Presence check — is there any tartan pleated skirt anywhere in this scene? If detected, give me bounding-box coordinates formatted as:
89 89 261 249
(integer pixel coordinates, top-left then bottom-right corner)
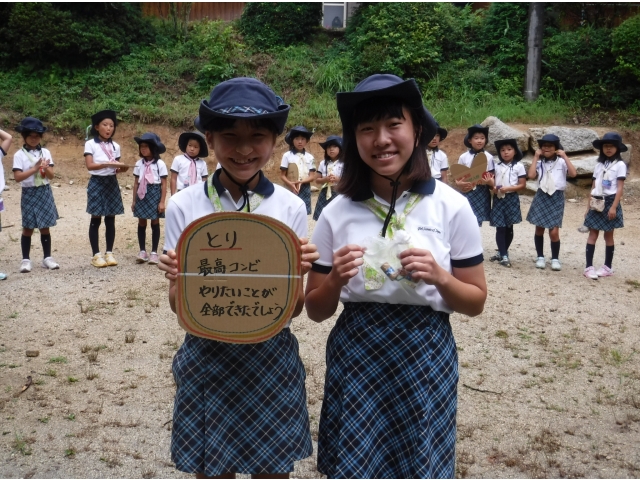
462 185 491 226
526 189 565 228
133 184 165 220
298 183 311 215
490 192 522 227
171 329 313 476
21 185 59 229
318 302 458 479
313 186 338 221
584 194 623 231
86 175 124 217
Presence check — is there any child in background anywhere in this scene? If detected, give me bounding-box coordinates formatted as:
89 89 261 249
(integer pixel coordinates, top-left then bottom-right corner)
488 139 527 267
426 122 449 183
526 134 577 271
131 133 168 265
280 126 316 214
313 135 344 220
84 110 129 268
455 124 495 226
0 128 12 279
170 131 209 195
12 118 60 273
583 132 627 279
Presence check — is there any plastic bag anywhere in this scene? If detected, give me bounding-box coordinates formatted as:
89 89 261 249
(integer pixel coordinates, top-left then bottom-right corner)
361 230 417 291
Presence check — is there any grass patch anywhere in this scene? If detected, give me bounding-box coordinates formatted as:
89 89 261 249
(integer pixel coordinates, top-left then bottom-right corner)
495 330 508 339
48 356 68 364
12 433 34 456
68 377 79 383
625 279 640 289
45 368 57 377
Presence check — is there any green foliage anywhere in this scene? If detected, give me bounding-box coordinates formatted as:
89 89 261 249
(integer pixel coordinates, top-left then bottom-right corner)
612 15 640 80
482 3 529 79
239 3 323 50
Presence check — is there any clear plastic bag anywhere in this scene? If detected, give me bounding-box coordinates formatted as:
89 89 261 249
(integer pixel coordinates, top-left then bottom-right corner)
361 231 417 291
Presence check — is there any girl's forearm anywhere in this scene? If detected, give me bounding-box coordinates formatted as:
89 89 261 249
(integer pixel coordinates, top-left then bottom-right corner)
305 272 343 322
435 269 486 317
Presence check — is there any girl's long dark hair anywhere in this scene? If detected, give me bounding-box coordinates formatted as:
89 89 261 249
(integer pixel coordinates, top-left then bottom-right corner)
324 145 344 163
140 143 161 163
597 146 622 163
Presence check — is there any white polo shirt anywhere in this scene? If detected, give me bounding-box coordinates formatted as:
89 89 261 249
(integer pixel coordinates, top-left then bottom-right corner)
12 147 54 188
311 179 484 313
170 154 208 190
317 159 344 180
280 151 316 181
458 150 495 172
535 156 569 191
427 148 449 179
591 160 627 196
0 148 6 193
84 138 121 176
493 161 527 188
133 159 169 184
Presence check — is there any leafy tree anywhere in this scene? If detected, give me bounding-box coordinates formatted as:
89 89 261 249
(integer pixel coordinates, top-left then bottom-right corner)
612 14 640 80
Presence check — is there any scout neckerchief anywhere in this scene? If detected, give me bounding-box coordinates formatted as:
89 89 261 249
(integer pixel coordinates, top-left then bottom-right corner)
22 147 47 187
320 159 338 200
137 158 156 200
597 159 619 195
207 170 264 212
185 154 199 186
294 151 309 181
495 161 514 199
98 139 117 165
464 149 484 191
539 155 559 196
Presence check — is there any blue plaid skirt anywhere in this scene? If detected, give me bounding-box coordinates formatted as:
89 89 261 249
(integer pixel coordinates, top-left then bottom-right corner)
86 175 124 217
133 184 165 220
171 329 312 475
526 189 565 229
21 185 59 229
318 302 458 479
313 186 338 221
462 185 491 226
298 183 311 215
490 192 522 227
584 195 623 231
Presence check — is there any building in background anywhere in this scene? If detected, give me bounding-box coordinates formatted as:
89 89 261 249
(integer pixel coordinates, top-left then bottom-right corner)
322 2 360 29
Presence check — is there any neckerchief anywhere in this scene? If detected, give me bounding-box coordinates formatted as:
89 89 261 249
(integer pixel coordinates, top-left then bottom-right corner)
596 160 619 196
185 154 199 186
206 172 264 213
363 192 422 239
539 156 558 195
137 159 156 200
495 161 514 199
295 152 309 181
320 159 337 200
98 141 116 163
21 147 47 187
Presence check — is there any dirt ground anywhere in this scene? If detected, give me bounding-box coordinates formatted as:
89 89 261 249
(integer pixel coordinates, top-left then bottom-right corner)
1 125 640 478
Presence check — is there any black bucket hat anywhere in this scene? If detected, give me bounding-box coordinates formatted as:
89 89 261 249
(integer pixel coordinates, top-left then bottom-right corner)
494 138 523 163
435 122 447 141
134 132 166 154
336 74 437 144
319 135 343 150
90 110 118 138
16 117 47 134
592 132 628 153
195 77 290 135
178 131 209 157
285 126 313 146
463 124 489 149
537 133 564 150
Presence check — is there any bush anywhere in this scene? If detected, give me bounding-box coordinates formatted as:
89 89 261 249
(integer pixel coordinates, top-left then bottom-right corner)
239 3 323 50
612 14 640 80
482 3 529 79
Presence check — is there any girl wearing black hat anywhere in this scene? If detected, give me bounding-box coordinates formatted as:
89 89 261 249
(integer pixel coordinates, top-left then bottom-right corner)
0 127 13 280
84 110 129 268
131 133 168 265
583 132 628 280
280 126 316 214
12 117 60 273
170 131 209 195
305 74 487 479
313 135 344 220
427 123 449 183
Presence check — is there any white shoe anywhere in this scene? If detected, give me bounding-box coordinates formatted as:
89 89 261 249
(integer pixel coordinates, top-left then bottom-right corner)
551 259 562 271
583 266 598 280
42 257 59 270
20 259 32 273
535 257 546 269
596 265 614 277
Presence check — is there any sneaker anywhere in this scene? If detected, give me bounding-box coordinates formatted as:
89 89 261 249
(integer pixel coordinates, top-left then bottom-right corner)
148 252 159 265
136 251 149 264
20 259 32 273
551 259 562 271
535 257 546 269
583 266 598 280
0 272 7 280
489 253 502 262
105 252 118 267
42 257 59 270
91 253 108 268
578 225 589 233
596 265 614 277
500 256 512 268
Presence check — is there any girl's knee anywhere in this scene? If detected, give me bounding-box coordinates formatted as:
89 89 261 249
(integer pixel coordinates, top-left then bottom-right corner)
40 228 50 235
535 227 545 235
138 219 148 227
603 230 614 244
151 220 160 226
588 229 599 243
22 228 34 236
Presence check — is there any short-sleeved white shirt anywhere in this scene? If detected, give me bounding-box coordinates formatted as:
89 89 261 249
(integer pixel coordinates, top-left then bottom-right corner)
591 160 627 196
535 156 569 191
427 148 449 179
311 179 484 313
133 159 169 184
280 151 316 181
170 154 208 190
12 147 54 188
458 150 495 172
493 161 527 188
84 138 121 176
317 159 344 180
0 148 6 193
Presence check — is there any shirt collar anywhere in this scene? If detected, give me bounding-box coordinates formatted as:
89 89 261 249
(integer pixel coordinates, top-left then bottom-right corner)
207 168 275 198
352 177 436 202
23 144 42 152
94 136 113 144
428 146 439 152
469 149 484 155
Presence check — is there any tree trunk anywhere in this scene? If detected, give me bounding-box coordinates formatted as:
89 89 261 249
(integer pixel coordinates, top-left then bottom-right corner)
524 2 545 101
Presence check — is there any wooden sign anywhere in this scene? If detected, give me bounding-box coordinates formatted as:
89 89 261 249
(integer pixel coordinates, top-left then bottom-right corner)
449 153 488 184
175 212 302 344
286 162 300 183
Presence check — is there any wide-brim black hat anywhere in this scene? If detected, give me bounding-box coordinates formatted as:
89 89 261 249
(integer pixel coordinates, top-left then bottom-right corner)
16 117 47 134
134 132 166 154
285 126 313 146
195 77 290 135
336 74 437 144
319 135 343 150
494 138 523 163
436 125 447 141
178 131 209 157
592 132 628 153
91 110 118 127
537 134 564 150
463 124 489 149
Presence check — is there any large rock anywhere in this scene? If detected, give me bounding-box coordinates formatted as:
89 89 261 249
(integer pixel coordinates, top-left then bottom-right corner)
481 116 530 155
528 126 599 154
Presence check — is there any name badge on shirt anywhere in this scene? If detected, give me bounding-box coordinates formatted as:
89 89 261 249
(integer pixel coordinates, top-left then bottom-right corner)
602 179 612 188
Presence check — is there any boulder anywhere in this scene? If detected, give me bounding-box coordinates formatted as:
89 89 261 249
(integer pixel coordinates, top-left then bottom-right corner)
481 117 530 155
528 126 599 154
